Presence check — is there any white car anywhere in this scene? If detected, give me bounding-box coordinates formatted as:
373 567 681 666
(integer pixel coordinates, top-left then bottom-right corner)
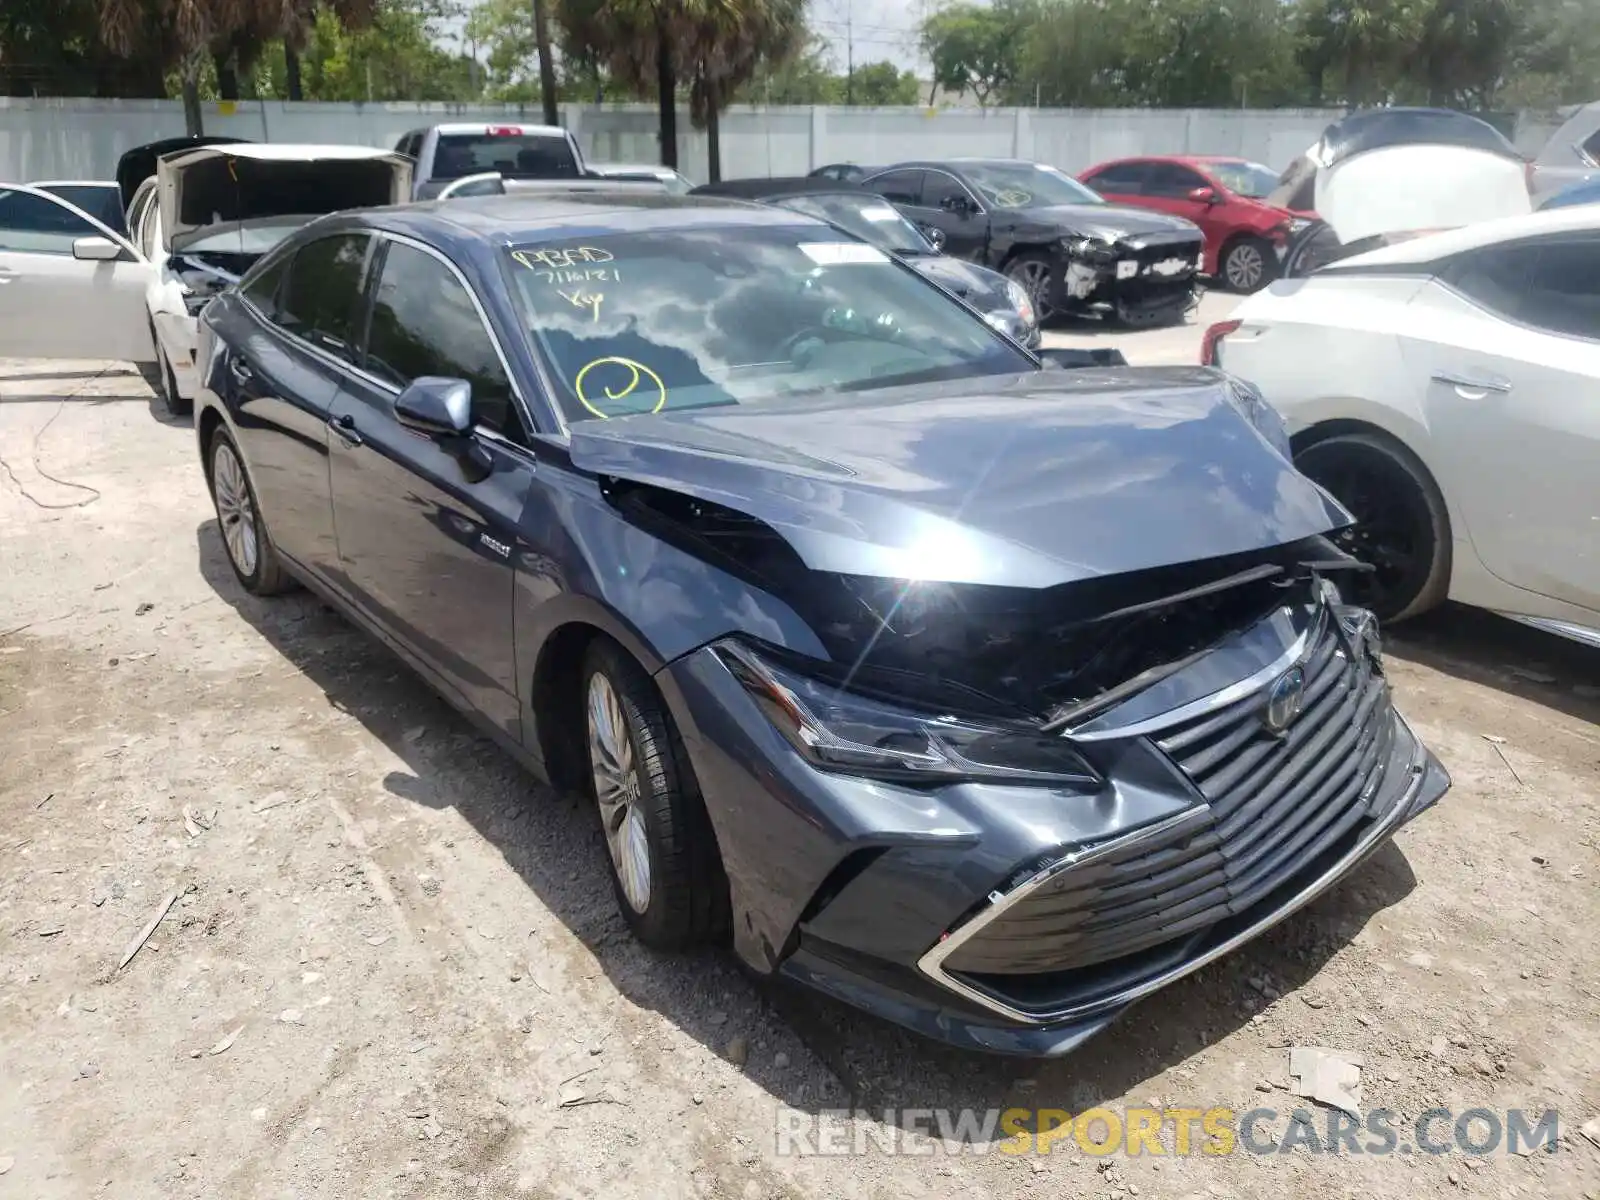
0 144 411 415
1208 115 1598 649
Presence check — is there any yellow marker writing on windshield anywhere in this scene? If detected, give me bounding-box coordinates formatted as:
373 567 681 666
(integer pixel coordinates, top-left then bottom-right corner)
573 357 667 419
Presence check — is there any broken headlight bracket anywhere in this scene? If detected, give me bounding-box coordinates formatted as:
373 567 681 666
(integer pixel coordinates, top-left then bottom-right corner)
713 638 1101 789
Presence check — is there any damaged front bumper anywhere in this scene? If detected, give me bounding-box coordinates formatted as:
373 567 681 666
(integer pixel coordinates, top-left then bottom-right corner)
1057 232 1203 322
656 583 1449 1056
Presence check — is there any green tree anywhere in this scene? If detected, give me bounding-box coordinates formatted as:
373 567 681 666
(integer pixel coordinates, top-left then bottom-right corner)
1293 0 1424 105
850 59 918 105
741 32 843 103
466 0 561 119
918 0 1035 106
558 0 804 176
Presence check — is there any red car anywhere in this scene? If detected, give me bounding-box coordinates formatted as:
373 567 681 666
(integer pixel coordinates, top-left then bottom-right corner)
1078 156 1316 292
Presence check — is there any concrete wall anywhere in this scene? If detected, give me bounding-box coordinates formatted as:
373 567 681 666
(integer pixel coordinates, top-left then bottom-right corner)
0 96 1559 186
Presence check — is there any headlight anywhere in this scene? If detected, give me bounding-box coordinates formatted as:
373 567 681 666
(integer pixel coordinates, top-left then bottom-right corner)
1228 379 1291 458
714 639 1098 788
1286 217 1313 234
1065 235 1118 262
1003 279 1036 326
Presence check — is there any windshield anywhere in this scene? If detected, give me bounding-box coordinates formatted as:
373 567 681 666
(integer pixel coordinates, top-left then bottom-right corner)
504 226 1033 424
961 162 1104 208
773 194 932 255
434 132 580 180
179 216 314 255
1205 160 1281 199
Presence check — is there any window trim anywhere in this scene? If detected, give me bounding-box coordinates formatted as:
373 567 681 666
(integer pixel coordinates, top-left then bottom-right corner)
1435 233 1600 345
242 227 535 438
0 182 140 260
863 167 926 207
922 168 987 215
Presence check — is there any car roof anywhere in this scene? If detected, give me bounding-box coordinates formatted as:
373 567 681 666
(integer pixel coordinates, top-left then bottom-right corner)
173 143 404 163
692 176 869 199
360 191 829 244
429 122 568 136
1335 203 1600 269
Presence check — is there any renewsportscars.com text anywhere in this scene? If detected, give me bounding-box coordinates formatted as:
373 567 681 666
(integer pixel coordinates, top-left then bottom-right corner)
774 1106 1562 1159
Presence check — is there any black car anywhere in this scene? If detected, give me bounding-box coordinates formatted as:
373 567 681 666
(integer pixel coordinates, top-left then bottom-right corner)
809 163 878 183
192 192 1448 1056
691 177 1041 347
862 158 1205 326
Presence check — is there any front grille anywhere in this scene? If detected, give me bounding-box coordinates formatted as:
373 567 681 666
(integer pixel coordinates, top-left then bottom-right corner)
941 612 1394 977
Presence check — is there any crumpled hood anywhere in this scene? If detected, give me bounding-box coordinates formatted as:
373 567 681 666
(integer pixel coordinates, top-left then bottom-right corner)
1016 203 1202 242
908 255 1010 307
571 369 1351 588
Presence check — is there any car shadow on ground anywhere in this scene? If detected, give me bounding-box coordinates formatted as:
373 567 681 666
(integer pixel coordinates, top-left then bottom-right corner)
194 518 1419 1135
1387 603 1600 729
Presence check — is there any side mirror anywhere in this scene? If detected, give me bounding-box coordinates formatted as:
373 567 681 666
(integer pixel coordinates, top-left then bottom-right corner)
919 224 947 251
1188 186 1219 205
72 236 124 262
395 377 473 436
436 172 508 199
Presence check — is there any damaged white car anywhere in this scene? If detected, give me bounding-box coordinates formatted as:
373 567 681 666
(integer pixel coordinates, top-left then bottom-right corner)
1205 109 1600 650
0 141 411 415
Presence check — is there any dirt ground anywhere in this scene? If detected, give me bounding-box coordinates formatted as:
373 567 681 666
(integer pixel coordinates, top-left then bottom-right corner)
2 355 1598 1200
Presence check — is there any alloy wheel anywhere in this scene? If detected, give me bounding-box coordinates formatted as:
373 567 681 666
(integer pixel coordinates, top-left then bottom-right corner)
586 671 652 913
1226 242 1265 291
211 441 259 578
1006 258 1057 322
1297 445 1430 620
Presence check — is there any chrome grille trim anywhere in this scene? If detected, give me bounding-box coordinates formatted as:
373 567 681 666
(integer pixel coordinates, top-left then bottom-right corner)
916 601 1414 1026
915 718 1429 1026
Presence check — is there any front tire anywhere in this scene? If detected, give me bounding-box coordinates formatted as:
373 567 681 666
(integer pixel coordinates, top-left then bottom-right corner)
151 321 192 417
1221 236 1274 293
207 430 293 595
1294 431 1452 622
1004 251 1059 323
581 639 728 951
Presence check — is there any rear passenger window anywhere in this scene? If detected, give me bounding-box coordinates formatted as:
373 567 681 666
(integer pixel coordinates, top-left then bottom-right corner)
363 242 521 439
1450 236 1600 341
867 169 924 206
278 233 371 360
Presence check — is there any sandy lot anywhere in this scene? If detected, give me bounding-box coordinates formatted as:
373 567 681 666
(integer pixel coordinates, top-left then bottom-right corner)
2 317 1598 1199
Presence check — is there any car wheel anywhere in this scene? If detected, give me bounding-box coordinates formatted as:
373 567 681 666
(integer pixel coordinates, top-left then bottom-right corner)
581 638 729 951
149 320 192 417
1004 251 1058 323
1222 236 1274 293
207 430 293 595
1294 431 1452 622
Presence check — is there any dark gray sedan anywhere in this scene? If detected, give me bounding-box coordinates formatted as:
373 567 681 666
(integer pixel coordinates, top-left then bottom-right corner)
192 191 1448 1055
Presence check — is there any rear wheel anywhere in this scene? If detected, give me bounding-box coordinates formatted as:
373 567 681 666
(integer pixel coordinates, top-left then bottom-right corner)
581 639 729 950
1295 431 1451 622
1221 236 1274 293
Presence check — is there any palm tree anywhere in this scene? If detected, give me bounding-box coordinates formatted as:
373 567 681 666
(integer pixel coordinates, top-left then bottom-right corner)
684 0 804 181
557 0 804 177
96 0 376 128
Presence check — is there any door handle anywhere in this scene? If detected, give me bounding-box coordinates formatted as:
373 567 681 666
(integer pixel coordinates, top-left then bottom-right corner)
329 412 363 447
1432 370 1511 394
227 355 253 382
